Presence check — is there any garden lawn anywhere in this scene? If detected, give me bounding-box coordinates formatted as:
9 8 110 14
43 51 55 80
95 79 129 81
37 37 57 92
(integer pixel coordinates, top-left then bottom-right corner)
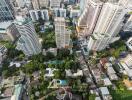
89 94 96 100
109 89 132 100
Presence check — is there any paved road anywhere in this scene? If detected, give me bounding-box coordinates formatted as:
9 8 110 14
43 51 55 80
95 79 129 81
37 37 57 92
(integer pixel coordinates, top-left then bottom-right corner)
78 38 103 99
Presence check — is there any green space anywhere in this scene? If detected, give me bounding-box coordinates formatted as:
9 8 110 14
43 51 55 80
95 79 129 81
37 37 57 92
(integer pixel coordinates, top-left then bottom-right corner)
0 43 25 78
109 81 132 100
97 40 127 58
88 94 96 100
30 78 50 100
0 15 84 100
0 40 10 47
35 22 56 49
6 44 24 60
109 88 132 100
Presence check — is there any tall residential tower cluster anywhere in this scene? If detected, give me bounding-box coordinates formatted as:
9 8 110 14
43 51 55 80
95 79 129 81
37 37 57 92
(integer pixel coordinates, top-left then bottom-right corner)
78 0 132 51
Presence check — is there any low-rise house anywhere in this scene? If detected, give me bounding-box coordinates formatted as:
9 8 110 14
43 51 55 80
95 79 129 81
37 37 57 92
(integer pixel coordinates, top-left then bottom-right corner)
97 63 105 72
107 66 118 81
107 66 116 74
45 68 57 78
65 69 83 77
100 58 108 67
104 63 112 69
95 97 101 100
83 68 90 76
47 48 57 56
118 54 132 79
100 87 112 100
108 57 116 63
76 50 82 57
42 49 46 55
86 77 93 84
9 62 21 68
103 78 112 86
73 69 83 77
1 86 13 99
43 48 57 56
92 68 103 84
32 71 40 80
65 69 72 77
44 22 53 29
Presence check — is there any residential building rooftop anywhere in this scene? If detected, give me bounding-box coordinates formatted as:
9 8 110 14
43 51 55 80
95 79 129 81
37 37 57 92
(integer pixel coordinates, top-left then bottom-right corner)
100 87 110 95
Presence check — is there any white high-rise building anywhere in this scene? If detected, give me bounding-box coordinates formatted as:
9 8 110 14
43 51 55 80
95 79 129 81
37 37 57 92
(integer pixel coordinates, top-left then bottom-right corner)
87 1 128 51
78 0 132 51
93 2 126 37
15 16 42 56
50 0 62 8
29 9 49 22
53 8 66 17
55 17 70 48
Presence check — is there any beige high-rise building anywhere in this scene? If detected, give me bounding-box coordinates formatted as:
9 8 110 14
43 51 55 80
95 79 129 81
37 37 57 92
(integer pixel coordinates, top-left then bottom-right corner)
77 0 103 37
32 0 40 9
32 0 50 9
50 0 61 8
39 0 49 8
55 17 70 48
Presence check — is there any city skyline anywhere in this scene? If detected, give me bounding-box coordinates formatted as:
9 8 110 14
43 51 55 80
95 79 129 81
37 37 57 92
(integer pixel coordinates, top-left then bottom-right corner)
0 0 132 100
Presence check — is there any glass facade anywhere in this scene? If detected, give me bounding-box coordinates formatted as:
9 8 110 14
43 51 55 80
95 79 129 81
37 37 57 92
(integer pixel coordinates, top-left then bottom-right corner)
0 0 14 22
